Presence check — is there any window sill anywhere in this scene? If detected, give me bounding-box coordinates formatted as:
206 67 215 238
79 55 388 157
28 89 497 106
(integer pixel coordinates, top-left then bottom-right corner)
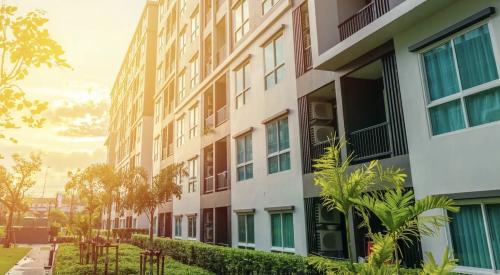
271 247 295 253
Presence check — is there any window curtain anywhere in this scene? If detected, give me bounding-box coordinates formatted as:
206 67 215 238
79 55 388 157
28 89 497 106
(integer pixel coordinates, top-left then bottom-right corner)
429 100 465 135
449 205 491 269
238 215 246 243
245 135 252 161
424 42 459 101
245 163 253 179
278 119 289 150
237 138 245 164
466 87 500 127
282 213 295 248
267 122 278 154
279 152 291 171
271 214 282 247
247 215 255 244
454 25 498 90
486 204 500 268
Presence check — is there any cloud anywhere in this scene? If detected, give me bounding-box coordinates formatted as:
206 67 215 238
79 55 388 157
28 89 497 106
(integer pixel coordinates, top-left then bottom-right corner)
57 119 107 137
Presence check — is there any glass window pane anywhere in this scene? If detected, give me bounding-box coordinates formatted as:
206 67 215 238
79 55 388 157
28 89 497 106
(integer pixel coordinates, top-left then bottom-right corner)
449 205 491 269
263 0 272 14
236 94 244 109
237 138 245 164
423 42 460 101
275 36 284 66
265 74 275 90
236 69 243 92
243 0 249 21
271 214 282 247
247 214 255 244
238 215 246 243
429 100 465 135
244 64 251 88
282 213 294 248
466 87 500 127
245 163 253 179
278 118 289 150
279 152 291 172
266 122 278 154
486 204 500 268
276 65 285 83
237 166 245 181
245 135 252 161
268 156 279 174
454 25 498 90
264 43 275 73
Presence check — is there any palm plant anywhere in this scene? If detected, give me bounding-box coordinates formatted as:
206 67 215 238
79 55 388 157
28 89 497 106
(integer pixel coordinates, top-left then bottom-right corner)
420 247 457 275
313 136 406 261
353 188 459 273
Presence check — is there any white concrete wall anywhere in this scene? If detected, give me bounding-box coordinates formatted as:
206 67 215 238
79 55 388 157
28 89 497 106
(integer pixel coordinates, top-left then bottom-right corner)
394 0 500 271
229 10 308 255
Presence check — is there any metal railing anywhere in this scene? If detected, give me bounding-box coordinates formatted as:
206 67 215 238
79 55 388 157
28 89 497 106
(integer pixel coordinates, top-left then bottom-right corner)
216 171 228 191
310 141 331 163
216 105 227 126
348 122 391 162
204 176 214 193
338 0 390 41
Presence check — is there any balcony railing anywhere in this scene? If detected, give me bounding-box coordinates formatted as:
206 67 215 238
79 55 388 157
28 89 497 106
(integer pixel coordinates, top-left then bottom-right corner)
338 0 390 41
204 176 214 193
348 122 391 163
216 171 228 191
205 114 215 133
167 143 174 156
310 141 330 164
216 105 227 126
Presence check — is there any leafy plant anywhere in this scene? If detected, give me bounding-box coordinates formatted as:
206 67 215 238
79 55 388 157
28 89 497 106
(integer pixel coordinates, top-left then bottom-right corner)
420 247 457 275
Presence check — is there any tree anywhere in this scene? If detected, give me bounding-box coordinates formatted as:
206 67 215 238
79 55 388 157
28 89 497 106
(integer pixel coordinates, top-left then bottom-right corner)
48 208 67 226
0 153 42 247
353 188 458 273
127 164 185 275
0 5 70 143
313 136 405 261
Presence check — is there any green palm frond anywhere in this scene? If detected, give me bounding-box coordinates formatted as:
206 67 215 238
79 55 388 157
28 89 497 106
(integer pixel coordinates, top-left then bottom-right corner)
420 247 457 275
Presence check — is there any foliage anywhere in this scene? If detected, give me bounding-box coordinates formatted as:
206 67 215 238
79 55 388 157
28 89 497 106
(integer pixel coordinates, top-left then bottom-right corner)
112 228 148 240
0 153 42 247
420 247 457 275
49 222 61 237
0 5 70 143
0 247 31 274
48 208 68 226
53 243 213 275
313 136 405 260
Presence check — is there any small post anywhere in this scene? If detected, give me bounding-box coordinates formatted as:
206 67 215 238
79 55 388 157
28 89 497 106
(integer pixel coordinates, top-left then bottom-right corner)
115 245 119 275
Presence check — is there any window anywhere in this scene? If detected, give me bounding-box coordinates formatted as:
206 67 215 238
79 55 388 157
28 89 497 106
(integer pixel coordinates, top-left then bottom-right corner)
187 215 196 239
236 134 253 181
235 62 250 108
422 24 500 136
237 213 255 248
180 0 186 15
266 117 290 174
176 116 185 147
154 136 160 161
189 104 199 138
179 29 187 57
264 34 285 90
233 0 249 43
135 153 141 167
448 200 500 270
191 10 200 42
190 55 200 88
174 216 182 237
187 157 198 193
262 0 278 15
136 123 142 144
270 212 294 251
154 99 161 124
178 70 186 101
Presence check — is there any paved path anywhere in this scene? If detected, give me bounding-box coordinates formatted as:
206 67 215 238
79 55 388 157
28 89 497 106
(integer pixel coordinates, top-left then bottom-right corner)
7 244 52 275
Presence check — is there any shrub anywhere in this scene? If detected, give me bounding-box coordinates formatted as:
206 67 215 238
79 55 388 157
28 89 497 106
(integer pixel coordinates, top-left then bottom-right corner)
112 228 148 240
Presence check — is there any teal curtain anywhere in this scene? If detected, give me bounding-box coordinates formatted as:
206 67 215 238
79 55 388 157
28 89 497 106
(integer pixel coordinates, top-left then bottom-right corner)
282 213 294 248
278 118 289 150
267 122 278 154
268 156 279 174
424 42 459 101
238 215 246 243
237 167 245 181
486 204 500 268
245 135 253 161
245 163 253 179
237 138 245 165
271 214 282 247
429 100 465 135
466 87 500 127
247 215 255 244
279 152 291 171
454 25 498 90
449 205 491 269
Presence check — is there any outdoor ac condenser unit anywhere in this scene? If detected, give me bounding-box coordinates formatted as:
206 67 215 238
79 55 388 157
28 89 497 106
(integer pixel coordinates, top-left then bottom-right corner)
318 204 341 224
311 126 336 144
319 230 343 252
310 102 333 121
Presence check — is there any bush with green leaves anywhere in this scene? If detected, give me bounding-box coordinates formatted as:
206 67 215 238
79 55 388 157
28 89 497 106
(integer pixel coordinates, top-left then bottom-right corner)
54 243 213 275
112 228 148 240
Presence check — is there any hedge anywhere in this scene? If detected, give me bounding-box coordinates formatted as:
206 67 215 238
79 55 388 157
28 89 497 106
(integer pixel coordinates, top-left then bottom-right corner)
131 235 421 275
112 228 148 240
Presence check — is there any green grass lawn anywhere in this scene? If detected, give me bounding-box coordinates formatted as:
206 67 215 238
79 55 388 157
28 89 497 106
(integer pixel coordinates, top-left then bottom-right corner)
54 243 213 275
0 247 32 274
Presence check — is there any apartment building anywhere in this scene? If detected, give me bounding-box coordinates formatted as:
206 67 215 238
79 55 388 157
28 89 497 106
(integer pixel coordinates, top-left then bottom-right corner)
309 0 500 273
106 1 158 230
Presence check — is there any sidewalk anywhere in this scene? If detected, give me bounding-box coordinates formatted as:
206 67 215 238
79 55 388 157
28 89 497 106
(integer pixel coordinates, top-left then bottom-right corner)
7 244 52 275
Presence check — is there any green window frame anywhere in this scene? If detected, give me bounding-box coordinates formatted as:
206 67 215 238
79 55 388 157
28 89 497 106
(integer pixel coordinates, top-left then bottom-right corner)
266 117 290 174
421 24 500 136
237 214 255 248
270 212 294 252
236 134 253 181
448 199 500 270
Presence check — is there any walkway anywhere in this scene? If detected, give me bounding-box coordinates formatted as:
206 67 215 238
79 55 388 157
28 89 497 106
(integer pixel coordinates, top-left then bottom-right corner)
7 244 52 275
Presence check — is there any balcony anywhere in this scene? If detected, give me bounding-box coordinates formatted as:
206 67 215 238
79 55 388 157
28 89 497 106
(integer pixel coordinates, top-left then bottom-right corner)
215 45 226 66
205 114 215 132
348 122 391 163
216 106 227 126
339 0 391 41
216 171 227 191
204 176 214 193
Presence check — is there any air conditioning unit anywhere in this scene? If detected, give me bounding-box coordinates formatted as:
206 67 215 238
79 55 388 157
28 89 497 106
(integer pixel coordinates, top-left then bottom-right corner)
319 230 344 252
311 126 336 144
318 204 341 224
310 102 333 121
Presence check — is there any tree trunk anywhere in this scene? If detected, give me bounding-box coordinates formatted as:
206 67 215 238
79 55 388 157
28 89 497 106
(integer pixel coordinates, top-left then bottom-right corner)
344 213 352 263
105 204 112 275
149 209 154 275
3 209 14 248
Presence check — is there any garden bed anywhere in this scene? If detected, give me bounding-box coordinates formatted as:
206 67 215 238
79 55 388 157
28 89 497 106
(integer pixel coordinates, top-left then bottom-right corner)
53 243 213 274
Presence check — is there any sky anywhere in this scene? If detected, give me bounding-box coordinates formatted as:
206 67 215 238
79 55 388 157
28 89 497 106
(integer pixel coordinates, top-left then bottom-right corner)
1 0 148 197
